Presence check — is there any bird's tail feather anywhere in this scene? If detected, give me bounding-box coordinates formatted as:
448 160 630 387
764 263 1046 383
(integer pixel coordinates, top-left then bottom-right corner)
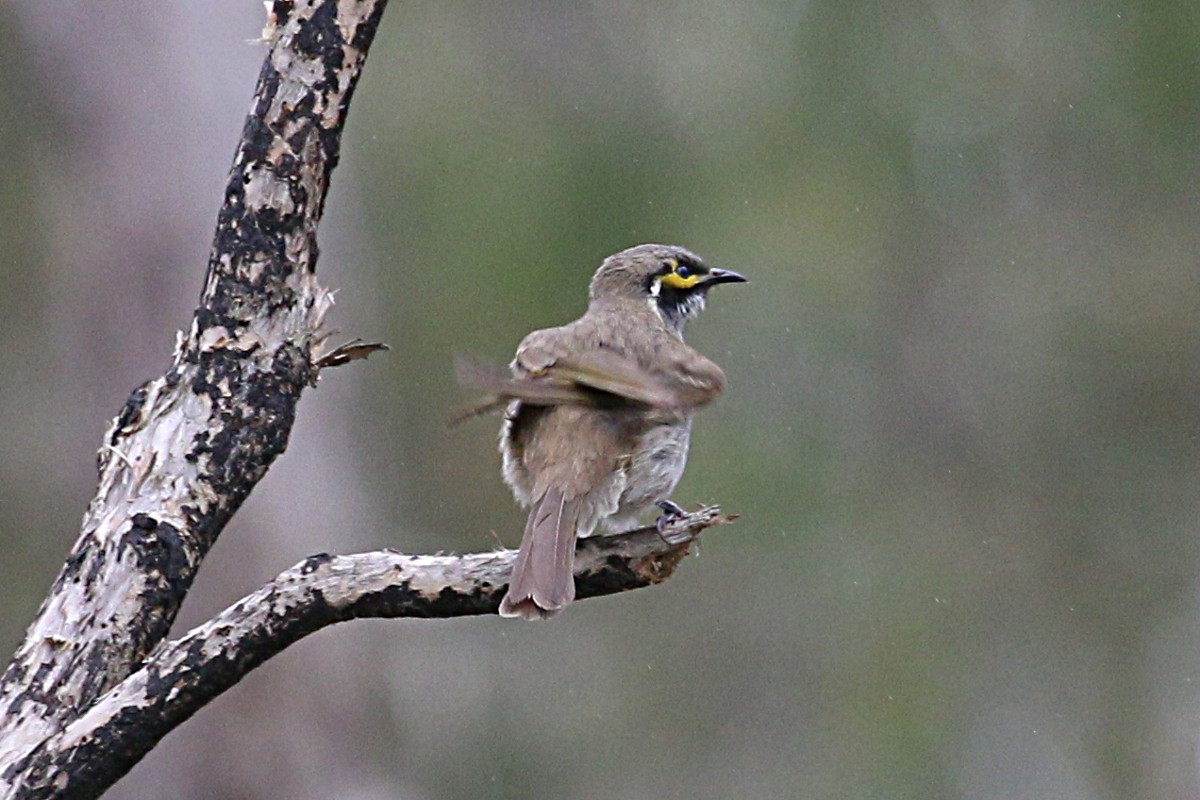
500 487 579 620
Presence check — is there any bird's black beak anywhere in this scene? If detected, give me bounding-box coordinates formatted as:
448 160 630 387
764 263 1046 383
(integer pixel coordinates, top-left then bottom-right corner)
703 268 748 286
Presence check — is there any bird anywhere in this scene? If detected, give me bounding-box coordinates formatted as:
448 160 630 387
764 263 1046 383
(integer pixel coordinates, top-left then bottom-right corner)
455 243 745 619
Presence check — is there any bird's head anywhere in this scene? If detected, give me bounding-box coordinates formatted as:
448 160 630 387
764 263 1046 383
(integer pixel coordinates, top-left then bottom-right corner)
588 243 746 333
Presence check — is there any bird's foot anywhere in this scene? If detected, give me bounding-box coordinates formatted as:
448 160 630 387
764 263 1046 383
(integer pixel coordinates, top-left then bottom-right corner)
655 500 692 545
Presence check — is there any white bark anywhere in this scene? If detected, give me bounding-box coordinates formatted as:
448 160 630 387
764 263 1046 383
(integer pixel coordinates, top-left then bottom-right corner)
0 0 384 795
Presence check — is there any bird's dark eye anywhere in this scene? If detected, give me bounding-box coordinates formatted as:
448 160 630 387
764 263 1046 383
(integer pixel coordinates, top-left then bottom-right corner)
675 265 692 279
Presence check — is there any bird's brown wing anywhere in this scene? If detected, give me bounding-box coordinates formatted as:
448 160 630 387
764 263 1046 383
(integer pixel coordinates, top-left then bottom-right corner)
453 353 591 407
453 323 728 423
515 325 729 410
448 370 570 427
532 348 684 407
647 342 727 409
452 347 683 426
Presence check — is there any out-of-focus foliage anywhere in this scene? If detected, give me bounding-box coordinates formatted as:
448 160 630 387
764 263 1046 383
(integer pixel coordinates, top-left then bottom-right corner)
2 2 1199 798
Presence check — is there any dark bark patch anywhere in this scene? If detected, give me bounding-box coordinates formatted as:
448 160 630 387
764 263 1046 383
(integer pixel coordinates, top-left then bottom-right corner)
300 553 333 575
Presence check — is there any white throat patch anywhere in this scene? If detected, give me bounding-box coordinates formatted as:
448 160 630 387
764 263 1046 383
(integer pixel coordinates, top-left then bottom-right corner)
648 276 664 317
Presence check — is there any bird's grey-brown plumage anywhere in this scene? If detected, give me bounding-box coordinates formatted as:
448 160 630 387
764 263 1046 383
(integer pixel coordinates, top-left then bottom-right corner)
457 244 745 619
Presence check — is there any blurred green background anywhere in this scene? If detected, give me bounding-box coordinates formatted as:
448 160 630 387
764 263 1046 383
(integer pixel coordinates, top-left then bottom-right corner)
2 2 1199 798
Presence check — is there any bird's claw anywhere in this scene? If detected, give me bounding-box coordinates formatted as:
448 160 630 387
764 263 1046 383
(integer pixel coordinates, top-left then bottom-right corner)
655 500 692 545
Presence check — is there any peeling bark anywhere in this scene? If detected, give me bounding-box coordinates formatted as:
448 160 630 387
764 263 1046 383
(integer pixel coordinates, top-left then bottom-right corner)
0 0 387 795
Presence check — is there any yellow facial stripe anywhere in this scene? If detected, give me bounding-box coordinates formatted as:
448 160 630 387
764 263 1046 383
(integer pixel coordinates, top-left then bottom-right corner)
661 271 700 290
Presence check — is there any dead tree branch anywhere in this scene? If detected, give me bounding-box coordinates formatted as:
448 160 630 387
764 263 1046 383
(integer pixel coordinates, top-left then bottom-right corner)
6 509 728 799
0 0 388 795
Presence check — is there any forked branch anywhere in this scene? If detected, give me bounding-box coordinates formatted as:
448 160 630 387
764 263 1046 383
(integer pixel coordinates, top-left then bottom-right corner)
9 510 728 798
